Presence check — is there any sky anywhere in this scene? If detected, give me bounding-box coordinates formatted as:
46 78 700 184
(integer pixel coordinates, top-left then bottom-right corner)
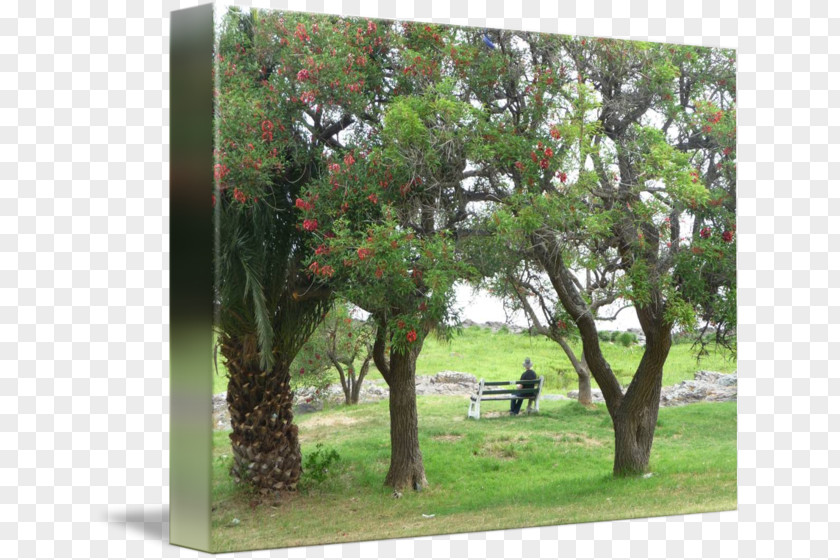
453 282 641 331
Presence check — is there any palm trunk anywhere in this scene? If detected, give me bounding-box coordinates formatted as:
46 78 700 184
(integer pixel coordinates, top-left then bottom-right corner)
383 350 427 491
223 336 301 493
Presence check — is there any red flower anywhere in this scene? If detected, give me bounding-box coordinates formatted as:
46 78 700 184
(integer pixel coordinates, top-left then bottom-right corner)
261 120 273 132
550 126 562 140
557 171 567 183
328 163 341 174
539 158 549 169
233 188 247 204
544 147 553 158
700 227 711 239
397 320 405 329
344 154 356 166
297 69 310 81
303 219 318 232
368 194 378 204
406 330 417 343
320 265 334 277
357 248 372 260
722 231 734 243
514 161 524 171
375 267 384 278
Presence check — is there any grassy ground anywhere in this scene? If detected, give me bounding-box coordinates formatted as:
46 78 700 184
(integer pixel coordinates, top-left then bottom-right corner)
210 396 736 552
213 325 736 394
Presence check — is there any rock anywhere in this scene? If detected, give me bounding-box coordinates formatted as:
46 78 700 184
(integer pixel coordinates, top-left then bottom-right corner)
566 389 605 403
431 371 477 385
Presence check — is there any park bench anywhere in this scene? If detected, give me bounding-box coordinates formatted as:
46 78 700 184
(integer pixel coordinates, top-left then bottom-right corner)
467 376 544 419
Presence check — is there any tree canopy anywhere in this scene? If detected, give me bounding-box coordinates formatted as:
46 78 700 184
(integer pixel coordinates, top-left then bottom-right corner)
214 7 736 485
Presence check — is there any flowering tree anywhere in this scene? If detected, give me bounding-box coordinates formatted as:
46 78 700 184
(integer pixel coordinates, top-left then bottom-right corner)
298 85 485 491
455 32 736 475
213 8 396 493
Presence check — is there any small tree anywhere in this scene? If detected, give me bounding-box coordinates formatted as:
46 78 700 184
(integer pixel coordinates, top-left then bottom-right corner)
293 302 375 405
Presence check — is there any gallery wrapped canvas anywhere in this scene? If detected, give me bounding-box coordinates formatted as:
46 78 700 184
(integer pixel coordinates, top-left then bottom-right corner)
171 2 736 553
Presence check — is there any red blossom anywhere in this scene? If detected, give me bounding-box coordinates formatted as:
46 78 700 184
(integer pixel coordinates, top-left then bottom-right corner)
539 158 549 169
514 161 525 171
294 23 310 42
357 248 372 260
233 188 247 204
344 154 356 166
700 227 711 239
550 126 562 140
296 69 310 81
368 194 378 204
722 231 734 243
544 147 553 158
303 219 318 232
328 163 341 174
375 267 383 279
558 171 567 183
406 330 417 343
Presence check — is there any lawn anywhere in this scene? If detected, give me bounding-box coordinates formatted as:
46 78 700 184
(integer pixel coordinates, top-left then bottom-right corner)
210 396 737 552
213 325 737 394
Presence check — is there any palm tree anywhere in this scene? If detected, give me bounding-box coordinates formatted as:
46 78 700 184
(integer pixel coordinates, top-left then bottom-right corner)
215 185 329 493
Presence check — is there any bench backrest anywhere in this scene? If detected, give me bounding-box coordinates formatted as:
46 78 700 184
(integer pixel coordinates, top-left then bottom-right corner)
475 376 544 398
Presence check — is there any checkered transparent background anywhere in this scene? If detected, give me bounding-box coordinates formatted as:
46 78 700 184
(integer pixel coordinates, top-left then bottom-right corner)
1 0 837 558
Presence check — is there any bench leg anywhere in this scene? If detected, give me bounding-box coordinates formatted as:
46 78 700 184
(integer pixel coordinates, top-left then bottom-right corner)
468 399 481 419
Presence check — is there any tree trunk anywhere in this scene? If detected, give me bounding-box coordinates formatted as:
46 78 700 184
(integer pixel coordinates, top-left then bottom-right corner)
611 317 671 476
350 356 371 405
382 350 427 491
223 336 301 493
577 365 592 405
556 336 592 405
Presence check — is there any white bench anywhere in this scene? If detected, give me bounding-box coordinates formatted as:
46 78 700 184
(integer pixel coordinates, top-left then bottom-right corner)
467 376 544 419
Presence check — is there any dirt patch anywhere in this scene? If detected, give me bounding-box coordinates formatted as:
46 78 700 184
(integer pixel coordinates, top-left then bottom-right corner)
431 434 463 442
300 414 359 428
551 432 604 448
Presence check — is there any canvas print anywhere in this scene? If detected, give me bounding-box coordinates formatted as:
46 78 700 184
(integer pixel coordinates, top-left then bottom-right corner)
179 3 736 552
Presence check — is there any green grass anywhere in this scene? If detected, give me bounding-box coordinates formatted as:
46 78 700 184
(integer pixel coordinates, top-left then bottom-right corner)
210 396 736 551
213 326 736 394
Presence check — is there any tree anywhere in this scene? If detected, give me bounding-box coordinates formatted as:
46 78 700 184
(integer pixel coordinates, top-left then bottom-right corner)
456 32 736 475
214 8 383 493
292 302 375 405
296 23 496 490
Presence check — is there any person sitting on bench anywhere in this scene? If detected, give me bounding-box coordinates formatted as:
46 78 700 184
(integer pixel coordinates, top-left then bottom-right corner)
510 357 538 416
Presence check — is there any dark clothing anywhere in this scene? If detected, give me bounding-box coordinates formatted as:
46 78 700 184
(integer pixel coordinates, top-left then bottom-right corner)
510 369 538 415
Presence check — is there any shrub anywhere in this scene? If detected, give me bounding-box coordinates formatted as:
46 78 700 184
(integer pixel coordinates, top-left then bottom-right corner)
617 331 637 347
610 331 620 342
598 330 612 343
303 443 341 485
